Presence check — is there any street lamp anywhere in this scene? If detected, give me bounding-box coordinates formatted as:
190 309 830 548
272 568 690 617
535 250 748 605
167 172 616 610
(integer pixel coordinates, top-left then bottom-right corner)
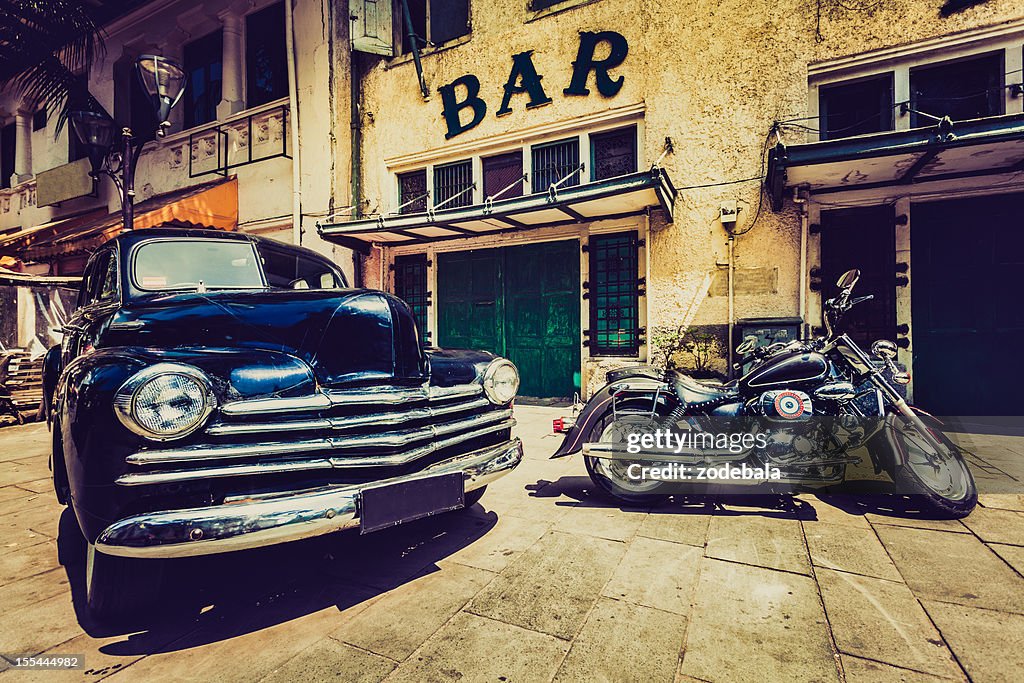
69 55 186 231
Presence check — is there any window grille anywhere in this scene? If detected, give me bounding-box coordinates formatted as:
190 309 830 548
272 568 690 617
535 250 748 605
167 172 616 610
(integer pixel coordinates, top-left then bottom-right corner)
398 170 428 214
394 254 430 344
531 138 580 193
591 126 638 181
589 232 641 356
433 160 473 209
483 151 524 200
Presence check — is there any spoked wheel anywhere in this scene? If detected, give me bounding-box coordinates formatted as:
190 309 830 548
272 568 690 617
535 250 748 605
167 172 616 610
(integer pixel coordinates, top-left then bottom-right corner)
890 416 977 518
584 411 671 506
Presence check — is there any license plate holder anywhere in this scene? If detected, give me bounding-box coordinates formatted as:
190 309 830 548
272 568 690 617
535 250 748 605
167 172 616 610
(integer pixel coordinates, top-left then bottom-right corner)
359 472 465 534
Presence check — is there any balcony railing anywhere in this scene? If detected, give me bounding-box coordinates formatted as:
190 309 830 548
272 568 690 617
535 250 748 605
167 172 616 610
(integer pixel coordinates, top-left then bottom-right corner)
185 103 291 178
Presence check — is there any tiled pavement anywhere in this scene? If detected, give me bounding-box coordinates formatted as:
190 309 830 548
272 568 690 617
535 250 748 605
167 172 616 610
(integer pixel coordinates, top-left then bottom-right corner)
0 406 1022 682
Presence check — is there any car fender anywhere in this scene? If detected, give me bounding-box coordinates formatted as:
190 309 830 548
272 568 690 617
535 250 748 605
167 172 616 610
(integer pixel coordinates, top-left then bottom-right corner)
866 405 944 474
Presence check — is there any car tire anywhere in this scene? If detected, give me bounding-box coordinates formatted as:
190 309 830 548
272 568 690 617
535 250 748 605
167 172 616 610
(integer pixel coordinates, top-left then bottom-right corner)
463 486 487 509
86 544 166 624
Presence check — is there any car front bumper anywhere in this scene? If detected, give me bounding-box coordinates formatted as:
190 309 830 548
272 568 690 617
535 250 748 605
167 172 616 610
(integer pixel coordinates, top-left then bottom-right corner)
95 438 523 559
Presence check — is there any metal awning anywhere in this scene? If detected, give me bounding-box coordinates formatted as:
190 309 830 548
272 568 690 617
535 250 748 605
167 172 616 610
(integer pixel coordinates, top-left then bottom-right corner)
766 113 1024 209
0 267 81 287
318 169 677 251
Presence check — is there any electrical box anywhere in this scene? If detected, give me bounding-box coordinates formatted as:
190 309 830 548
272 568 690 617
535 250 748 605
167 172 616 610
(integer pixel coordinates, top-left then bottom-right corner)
720 200 738 224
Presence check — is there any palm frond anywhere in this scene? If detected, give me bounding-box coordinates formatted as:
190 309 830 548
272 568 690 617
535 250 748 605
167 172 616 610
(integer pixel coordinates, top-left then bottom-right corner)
0 0 105 133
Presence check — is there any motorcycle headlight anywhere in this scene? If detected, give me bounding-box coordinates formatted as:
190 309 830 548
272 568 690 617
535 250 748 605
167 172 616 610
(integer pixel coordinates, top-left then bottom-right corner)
482 359 520 405
114 363 216 440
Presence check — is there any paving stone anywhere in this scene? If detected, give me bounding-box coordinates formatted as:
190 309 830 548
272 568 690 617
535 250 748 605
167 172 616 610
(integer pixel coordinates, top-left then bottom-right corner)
875 526 1024 614
0 568 70 614
553 597 684 683
816 568 960 679
959 507 1024 546
977 494 1024 513
387 611 568 683
0 484 40 504
259 637 396 683
0 491 51 517
444 513 549 573
923 600 1024 683
0 503 59 544
865 515 968 534
332 563 494 661
14 479 53 495
804 522 902 581
601 536 700 615
804 496 873 528
705 514 811 575
0 593 83 656
637 509 711 546
553 500 646 542
106 594 364 683
680 558 839 682
840 655 962 682
467 530 626 640
0 539 58 588
988 543 1024 576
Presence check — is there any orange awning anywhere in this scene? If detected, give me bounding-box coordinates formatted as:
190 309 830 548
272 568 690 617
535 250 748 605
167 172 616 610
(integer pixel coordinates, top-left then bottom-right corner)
17 177 238 262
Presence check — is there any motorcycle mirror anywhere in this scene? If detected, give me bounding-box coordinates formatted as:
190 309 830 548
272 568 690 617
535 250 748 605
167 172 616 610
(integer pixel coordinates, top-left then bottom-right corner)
836 269 860 289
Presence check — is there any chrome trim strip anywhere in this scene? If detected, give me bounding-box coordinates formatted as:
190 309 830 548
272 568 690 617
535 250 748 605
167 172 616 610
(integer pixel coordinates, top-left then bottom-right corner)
220 383 483 416
129 409 512 466
206 397 491 437
97 438 523 558
116 417 516 484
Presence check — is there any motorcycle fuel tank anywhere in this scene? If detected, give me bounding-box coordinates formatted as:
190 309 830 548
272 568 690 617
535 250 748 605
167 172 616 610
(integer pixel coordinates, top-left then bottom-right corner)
739 350 829 392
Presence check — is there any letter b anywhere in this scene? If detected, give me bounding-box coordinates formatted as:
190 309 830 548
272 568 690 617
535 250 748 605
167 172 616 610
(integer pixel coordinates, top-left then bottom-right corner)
439 75 487 139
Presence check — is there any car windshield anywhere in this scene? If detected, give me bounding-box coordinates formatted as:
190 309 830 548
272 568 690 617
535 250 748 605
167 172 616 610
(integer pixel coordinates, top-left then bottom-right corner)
133 239 264 291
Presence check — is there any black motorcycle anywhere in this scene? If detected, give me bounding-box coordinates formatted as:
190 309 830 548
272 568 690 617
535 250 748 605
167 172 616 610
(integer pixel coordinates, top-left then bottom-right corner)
552 269 977 518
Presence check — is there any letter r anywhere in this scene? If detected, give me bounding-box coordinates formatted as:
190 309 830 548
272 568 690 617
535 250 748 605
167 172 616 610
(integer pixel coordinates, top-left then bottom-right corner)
564 31 628 97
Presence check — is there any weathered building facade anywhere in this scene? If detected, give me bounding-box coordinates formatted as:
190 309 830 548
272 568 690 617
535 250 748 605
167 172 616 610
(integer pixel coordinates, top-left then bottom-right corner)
320 0 1024 415
0 0 351 354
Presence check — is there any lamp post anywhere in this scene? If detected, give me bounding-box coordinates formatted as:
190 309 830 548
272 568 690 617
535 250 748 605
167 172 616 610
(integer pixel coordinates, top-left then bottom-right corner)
70 55 185 231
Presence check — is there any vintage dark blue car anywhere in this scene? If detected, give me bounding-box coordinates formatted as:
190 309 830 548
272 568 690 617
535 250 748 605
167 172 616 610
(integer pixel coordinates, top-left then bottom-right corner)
44 228 522 620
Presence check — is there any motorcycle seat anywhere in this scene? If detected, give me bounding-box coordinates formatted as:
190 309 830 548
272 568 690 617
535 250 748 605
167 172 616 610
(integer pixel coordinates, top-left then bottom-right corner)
672 372 739 406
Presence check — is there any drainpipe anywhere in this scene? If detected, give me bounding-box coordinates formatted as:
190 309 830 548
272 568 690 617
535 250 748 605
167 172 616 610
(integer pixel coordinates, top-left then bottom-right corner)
727 234 735 378
285 0 302 245
793 187 808 338
350 50 365 287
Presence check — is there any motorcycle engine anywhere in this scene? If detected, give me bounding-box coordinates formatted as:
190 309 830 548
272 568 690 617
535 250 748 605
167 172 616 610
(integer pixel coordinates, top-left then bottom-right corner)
752 390 818 465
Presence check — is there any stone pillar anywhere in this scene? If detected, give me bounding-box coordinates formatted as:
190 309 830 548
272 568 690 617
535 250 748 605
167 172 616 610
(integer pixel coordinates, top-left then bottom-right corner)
12 109 32 184
216 10 244 119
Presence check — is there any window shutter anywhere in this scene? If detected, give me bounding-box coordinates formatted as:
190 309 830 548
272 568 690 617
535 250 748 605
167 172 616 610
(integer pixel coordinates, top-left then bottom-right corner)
350 0 394 56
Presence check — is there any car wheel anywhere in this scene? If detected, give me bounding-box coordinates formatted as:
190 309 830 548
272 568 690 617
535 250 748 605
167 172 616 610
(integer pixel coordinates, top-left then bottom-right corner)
85 544 166 624
463 486 487 509
51 419 71 506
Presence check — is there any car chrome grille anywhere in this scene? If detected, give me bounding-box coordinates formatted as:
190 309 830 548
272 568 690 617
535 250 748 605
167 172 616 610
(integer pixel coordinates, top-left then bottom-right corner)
117 383 514 487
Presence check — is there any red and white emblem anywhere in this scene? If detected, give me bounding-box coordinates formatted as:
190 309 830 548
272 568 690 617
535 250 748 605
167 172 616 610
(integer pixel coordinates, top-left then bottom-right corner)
773 391 806 419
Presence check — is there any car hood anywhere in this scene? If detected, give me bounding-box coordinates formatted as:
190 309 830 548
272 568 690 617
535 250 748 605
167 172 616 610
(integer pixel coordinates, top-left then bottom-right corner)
102 289 426 386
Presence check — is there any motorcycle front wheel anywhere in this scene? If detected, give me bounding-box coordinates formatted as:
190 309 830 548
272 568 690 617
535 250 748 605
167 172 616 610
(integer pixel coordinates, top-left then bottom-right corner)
889 416 977 518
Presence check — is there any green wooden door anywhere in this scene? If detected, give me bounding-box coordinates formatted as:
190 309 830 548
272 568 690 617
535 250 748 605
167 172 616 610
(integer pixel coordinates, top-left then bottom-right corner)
504 241 580 398
436 240 581 399
437 248 503 354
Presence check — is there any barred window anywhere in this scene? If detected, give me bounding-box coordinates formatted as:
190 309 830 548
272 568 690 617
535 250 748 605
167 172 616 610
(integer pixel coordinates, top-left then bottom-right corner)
589 232 640 357
394 254 430 345
591 126 637 181
531 138 580 194
398 169 428 214
433 160 474 209
483 151 523 200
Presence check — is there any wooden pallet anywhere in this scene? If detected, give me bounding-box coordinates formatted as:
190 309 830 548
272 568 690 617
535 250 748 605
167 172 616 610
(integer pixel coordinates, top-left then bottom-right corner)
1 350 44 414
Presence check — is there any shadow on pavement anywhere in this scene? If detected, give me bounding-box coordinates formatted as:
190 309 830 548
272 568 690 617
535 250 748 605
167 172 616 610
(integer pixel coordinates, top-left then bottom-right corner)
525 474 819 519
57 504 498 653
813 480 965 520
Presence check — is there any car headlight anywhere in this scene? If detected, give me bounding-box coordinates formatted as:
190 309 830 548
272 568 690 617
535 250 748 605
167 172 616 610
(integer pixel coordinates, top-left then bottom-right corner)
114 363 216 440
482 359 519 405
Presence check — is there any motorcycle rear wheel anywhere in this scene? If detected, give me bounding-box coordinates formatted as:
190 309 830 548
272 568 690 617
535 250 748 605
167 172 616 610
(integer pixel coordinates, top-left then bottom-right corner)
890 417 977 519
583 410 671 506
